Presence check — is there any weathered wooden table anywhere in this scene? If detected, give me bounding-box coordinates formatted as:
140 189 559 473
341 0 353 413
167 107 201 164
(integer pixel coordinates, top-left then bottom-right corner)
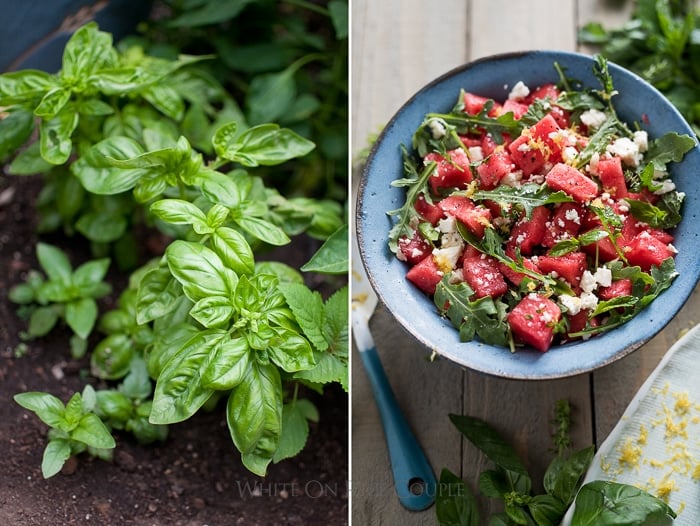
351 1 700 523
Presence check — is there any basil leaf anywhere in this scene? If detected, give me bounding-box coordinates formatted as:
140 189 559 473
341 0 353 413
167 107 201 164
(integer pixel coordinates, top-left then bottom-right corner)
233 214 290 246
189 296 234 328
266 326 315 373
226 360 283 476
220 123 315 167
72 136 147 194
72 259 111 295
0 108 34 161
528 494 566 526
61 22 116 80
28 306 60 337
41 439 72 478
34 87 71 119
65 298 98 340
571 481 676 525
436 468 481 526
150 198 209 231
136 264 183 324
550 446 594 506
150 329 228 424
36 242 72 282
166 240 237 301
198 169 243 207
211 227 255 275
300 224 348 274
91 334 135 380
39 109 79 165
0 69 56 105
201 336 250 390
71 413 116 450
146 322 199 379
8 141 53 175
14 392 66 428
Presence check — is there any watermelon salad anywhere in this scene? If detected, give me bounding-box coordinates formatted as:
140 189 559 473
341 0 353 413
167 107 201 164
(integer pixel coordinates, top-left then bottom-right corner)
387 57 695 353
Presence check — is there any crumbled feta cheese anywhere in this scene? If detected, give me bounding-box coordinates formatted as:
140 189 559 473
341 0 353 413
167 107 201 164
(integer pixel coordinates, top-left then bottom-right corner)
508 81 530 101
564 208 581 224
587 152 600 176
500 170 523 188
653 179 676 195
593 267 612 288
562 146 578 163
633 130 648 152
607 137 643 166
580 108 607 129
560 294 582 315
580 270 598 293
467 146 484 162
433 245 462 272
427 118 446 139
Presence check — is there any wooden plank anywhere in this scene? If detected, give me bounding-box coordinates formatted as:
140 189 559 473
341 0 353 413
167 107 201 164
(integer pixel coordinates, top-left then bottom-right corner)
351 1 468 524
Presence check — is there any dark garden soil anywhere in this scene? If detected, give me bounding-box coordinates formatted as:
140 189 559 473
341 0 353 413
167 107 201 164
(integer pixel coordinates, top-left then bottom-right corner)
0 175 349 525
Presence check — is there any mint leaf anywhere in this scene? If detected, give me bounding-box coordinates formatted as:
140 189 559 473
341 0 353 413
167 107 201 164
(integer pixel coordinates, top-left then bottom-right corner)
278 282 327 351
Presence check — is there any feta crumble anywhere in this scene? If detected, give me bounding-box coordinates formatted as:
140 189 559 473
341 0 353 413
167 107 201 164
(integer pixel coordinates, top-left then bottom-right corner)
508 81 530 101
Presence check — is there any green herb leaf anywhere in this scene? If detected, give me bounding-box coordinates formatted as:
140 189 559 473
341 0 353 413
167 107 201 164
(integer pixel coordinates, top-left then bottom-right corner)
65 298 98 340
166 240 237 301
571 480 676 525
435 468 481 526
72 136 147 194
301 224 348 274
272 399 318 463
218 123 315 166
41 439 72 478
211 227 255 275
201 336 250 390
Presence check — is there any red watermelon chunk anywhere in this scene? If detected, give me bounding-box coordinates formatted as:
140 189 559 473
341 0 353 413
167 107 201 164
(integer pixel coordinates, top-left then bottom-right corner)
508 114 563 176
414 193 443 225
545 163 599 202
599 278 633 301
501 99 529 120
438 195 492 238
597 156 628 198
499 257 541 286
536 251 588 288
624 231 675 271
398 232 432 265
476 149 515 189
463 254 508 298
426 148 472 193
406 255 443 295
506 206 550 256
507 294 561 352
542 202 584 247
463 92 501 116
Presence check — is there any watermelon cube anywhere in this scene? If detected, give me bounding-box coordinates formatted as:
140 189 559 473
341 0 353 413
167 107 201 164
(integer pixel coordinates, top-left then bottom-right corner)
406 255 443 295
542 202 584 247
501 99 529 120
599 278 633 301
545 163 599 202
597 156 628 198
426 148 472 193
398 232 432 265
499 257 540 286
624 231 675 271
438 195 492 238
463 254 508 298
508 114 562 176
506 206 550 256
536 251 588 288
507 294 561 352
463 92 501 116
414 193 443 225
476 149 515 189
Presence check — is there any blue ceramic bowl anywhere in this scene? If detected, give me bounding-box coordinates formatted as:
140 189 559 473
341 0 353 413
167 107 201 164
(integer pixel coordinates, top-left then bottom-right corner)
356 50 700 379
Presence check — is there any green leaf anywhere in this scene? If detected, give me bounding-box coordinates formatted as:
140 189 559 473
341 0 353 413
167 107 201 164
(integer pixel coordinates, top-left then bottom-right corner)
136 265 183 324
72 259 111 295
28 305 60 338
71 413 116 450
528 494 567 526
34 87 71 119
166 240 237 301
41 439 72 478
14 391 66 428
221 123 315 166
0 108 34 162
328 0 348 39
189 296 234 328
150 329 228 424
294 350 348 391
39 109 79 165
61 22 115 80
90 334 134 380
201 336 250 390
72 136 147 194
75 212 127 243
449 414 530 476
65 298 98 339
8 141 53 175
167 0 254 27
550 445 595 506
571 481 676 525
212 121 238 159
300 224 348 274
234 214 290 246
472 183 573 219
198 168 242 208
211 227 255 275
247 72 297 125
436 468 481 526
226 361 283 476
0 69 56 105
278 282 327 351
266 327 316 373
272 401 312 463
36 242 72 282
150 199 209 231
142 83 185 121
146 322 199 379
119 356 153 401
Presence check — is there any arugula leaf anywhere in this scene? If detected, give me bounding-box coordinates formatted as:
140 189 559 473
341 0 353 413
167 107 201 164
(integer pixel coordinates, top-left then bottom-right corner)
471 183 573 219
645 132 697 171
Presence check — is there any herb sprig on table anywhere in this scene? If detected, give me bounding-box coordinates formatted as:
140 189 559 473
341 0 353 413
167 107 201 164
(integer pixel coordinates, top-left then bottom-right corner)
436 401 676 526
579 0 700 136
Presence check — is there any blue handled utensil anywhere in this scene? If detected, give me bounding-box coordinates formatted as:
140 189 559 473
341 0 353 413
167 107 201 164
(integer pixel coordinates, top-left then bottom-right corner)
352 238 436 511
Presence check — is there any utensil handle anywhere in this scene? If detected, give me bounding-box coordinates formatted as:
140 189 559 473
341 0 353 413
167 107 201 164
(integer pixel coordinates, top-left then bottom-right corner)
359 347 436 511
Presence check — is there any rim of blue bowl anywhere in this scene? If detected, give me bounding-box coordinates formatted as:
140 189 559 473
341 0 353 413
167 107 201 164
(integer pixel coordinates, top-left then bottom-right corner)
356 50 700 380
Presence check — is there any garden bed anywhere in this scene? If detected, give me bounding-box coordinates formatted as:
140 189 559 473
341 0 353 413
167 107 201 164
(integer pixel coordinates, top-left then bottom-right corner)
0 174 348 525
